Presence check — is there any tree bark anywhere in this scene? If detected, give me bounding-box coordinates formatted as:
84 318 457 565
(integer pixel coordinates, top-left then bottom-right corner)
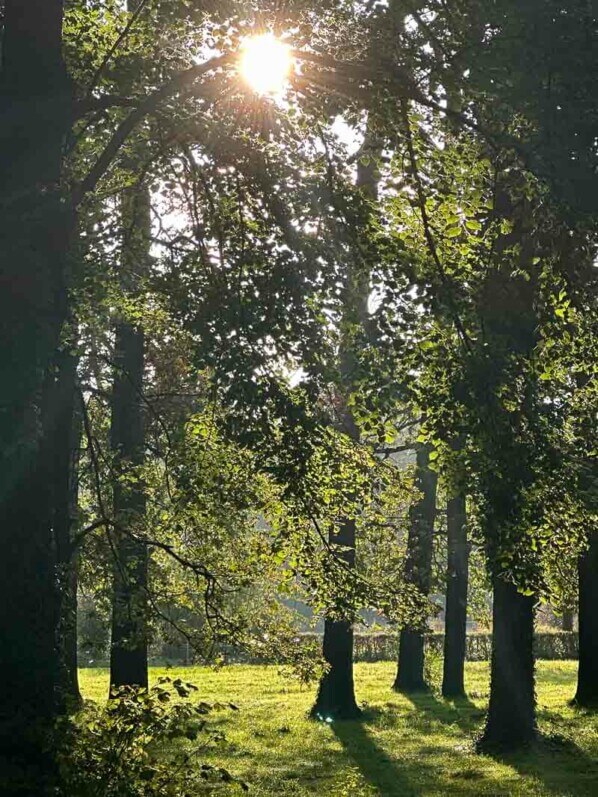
0 4 73 785
109 185 150 692
311 519 361 720
393 444 438 692
574 531 598 708
109 320 148 690
442 492 469 698
561 609 574 632
478 577 536 750
53 351 82 710
310 129 380 721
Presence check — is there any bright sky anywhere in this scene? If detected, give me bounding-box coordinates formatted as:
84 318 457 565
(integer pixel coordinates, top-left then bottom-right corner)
239 34 294 96
150 34 384 388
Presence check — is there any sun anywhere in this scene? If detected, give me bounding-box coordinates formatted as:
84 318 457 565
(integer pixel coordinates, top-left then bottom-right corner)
239 34 293 96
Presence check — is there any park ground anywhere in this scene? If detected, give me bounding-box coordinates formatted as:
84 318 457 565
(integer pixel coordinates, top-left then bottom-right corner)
81 661 598 796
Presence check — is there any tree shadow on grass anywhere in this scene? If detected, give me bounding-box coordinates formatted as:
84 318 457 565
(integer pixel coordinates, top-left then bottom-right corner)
406 693 598 796
331 718 427 796
537 662 579 687
404 690 484 737
487 733 598 797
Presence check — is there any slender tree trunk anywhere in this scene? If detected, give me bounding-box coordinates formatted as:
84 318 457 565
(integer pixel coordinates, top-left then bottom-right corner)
109 185 150 691
442 492 469 698
311 518 361 719
393 444 438 692
110 321 148 690
59 553 81 707
574 531 598 707
311 130 380 720
561 609 574 632
478 577 536 750
0 4 73 785
53 351 82 710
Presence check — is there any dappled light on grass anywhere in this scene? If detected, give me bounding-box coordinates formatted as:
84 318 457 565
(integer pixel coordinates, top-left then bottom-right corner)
80 661 598 796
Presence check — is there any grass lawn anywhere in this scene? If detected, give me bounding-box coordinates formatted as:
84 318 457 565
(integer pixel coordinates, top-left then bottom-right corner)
80 661 598 796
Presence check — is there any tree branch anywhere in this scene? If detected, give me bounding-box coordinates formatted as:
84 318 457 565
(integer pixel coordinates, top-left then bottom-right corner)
74 95 139 117
73 53 233 205
86 0 151 96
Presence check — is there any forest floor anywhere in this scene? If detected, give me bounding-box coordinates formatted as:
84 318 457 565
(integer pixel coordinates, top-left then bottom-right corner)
80 661 598 796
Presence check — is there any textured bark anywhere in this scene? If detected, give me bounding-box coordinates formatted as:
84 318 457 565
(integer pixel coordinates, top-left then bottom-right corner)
311 518 361 720
0 385 59 726
473 183 539 750
58 555 81 707
561 609 574 632
53 352 82 710
109 185 150 691
574 532 598 708
442 492 469 698
0 8 72 786
478 577 536 750
108 8 150 689
394 444 438 692
109 320 148 690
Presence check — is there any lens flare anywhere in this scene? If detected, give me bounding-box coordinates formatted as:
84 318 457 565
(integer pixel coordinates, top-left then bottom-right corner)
239 34 293 96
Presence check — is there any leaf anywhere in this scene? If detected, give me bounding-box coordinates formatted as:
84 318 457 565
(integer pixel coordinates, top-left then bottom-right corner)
465 219 482 232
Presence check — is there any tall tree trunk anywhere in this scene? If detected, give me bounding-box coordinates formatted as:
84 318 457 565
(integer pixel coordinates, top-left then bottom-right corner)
442 492 469 698
0 2 73 784
109 184 150 691
310 130 380 721
478 577 536 750
574 531 598 707
561 609 574 632
311 519 361 720
53 351 82 710
110 322 148 690
393 444 438 692
58 550 81 709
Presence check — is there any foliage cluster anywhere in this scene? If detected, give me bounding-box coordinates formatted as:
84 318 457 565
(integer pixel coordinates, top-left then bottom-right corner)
57 677 245 796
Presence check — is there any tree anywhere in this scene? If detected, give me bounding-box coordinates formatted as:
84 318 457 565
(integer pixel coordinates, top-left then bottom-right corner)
0 2 75 772
362 80 585 747
311 518 361 720
483 582 536 749
311 127 381 720
442 489 468 699
574 531 598 707
108 181 150 691
107 0 153 684
2 0 595 787
561 609 574 633
393 444 437 692
54 349 83 709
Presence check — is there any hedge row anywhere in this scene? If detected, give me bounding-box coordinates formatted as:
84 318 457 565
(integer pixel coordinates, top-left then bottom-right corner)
149 630 578 666
348 631 579 663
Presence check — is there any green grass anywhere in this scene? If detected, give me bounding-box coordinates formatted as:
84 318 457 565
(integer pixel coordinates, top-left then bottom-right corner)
80 661 598 796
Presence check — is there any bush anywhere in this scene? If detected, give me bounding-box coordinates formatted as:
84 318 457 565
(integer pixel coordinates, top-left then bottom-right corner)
271 631 578 664
533 631 579 660
56 678 246 796
349 631 578 663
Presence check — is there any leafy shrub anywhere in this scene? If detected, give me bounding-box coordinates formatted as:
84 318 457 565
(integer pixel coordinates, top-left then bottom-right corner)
533 631 579 660
56 677 246 796
289 631 578 663
103 631 579 668
426 631 579 661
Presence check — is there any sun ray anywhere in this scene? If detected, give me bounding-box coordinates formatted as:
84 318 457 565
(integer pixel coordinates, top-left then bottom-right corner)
239 34 293 96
